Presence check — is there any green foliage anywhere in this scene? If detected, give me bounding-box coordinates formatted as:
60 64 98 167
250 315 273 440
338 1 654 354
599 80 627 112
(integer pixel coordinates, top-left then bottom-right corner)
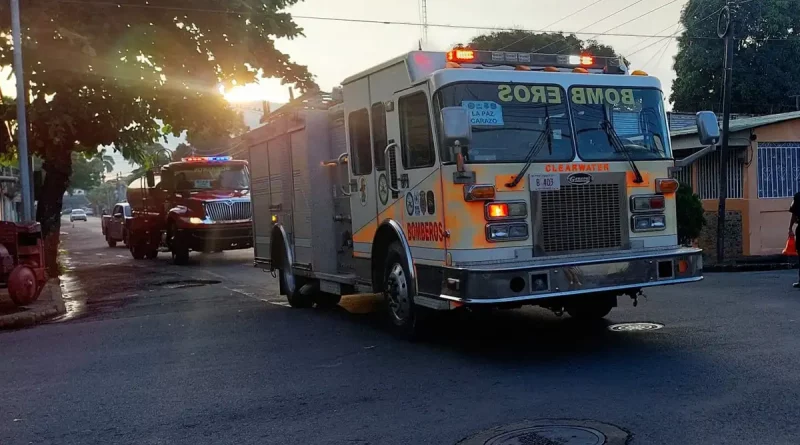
463 30 624 62
127 143 171 183
86 181 118 211
672 0 800 114
69 151 115 193
676 182 706 245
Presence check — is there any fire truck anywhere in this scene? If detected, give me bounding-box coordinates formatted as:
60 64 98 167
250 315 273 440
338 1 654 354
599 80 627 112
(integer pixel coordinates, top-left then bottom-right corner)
126 156 253 264
246 48 720 337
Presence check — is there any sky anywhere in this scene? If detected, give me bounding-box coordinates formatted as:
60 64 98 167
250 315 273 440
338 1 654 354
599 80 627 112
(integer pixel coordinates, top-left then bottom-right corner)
20 0 700 176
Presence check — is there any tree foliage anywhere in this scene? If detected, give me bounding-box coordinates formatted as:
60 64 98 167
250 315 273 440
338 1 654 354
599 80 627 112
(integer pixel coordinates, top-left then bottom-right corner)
672 0 800 114
464 30 623 60
0 0 316 273
69 151 115 193
676 183 706 246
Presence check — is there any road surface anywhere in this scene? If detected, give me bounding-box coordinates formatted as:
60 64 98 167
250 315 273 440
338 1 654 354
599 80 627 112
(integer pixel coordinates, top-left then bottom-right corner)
2 216 800 444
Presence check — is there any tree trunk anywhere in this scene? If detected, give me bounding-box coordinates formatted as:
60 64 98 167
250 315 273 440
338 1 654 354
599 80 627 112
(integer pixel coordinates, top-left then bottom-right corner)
36 150 72 276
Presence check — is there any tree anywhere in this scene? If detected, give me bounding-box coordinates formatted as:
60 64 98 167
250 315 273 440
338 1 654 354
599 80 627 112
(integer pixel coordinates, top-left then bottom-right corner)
464 30 622 60
672 0 800 114
171 143 193 162
676 183 705 246
127 143 172 183
69 151 115 193
0 1 316 274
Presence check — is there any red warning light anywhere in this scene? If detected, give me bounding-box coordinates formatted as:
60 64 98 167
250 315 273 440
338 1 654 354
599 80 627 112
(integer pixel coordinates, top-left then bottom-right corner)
580 55 594 66
447 49 475 62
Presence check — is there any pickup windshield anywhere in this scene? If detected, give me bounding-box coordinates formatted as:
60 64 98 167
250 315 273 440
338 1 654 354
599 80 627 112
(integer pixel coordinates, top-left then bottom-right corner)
569 86 670 160
173 165 250 191
435 83 574 163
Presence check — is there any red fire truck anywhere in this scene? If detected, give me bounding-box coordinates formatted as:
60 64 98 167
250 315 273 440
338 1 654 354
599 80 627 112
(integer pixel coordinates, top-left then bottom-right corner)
126 156 253 264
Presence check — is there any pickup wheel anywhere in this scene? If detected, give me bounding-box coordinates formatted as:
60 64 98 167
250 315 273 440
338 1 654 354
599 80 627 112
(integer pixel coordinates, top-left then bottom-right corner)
382 242 427 341
106 235 117 248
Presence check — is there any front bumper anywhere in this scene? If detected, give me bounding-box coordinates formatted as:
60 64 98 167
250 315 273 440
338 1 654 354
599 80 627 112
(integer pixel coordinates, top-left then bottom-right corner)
438 247 703 305
178 223 253 252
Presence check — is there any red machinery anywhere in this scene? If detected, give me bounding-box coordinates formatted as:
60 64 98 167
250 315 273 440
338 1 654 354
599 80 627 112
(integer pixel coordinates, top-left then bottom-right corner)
0 221 47 305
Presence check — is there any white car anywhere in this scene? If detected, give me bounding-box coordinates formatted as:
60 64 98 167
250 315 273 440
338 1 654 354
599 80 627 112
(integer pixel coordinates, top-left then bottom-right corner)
70 209 87 222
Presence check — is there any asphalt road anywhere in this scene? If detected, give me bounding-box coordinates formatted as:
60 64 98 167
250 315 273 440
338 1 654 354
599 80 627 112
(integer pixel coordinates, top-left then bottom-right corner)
3 217 800 444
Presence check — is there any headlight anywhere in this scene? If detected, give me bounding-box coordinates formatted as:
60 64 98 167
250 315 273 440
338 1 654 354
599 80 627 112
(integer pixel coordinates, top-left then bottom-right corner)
486 222 529 242
188 217 204 224
632 214 666 232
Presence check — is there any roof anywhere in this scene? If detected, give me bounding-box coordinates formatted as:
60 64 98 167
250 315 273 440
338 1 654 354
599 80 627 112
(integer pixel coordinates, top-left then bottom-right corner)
671 111 800 137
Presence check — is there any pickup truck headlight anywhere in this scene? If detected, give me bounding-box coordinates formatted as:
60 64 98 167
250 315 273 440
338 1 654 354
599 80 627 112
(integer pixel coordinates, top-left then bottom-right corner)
188 217 204 224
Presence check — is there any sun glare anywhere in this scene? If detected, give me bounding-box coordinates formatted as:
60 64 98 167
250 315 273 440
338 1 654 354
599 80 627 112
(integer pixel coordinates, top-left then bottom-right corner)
222 81 293 104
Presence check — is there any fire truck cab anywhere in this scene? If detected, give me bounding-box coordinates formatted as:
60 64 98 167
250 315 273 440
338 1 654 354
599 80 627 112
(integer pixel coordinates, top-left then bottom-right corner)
247 48 720 337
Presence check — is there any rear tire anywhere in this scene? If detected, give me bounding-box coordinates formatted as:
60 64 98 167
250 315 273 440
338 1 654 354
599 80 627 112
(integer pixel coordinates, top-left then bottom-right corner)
107 236 117 248
314 293 342 309
169 223 190 265
130 244 146 260
145 249 158 260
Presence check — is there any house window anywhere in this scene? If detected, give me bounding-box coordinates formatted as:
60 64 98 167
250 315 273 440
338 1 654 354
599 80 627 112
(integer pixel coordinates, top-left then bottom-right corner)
348 108 372 175
399 92 435 169
758 142 800 198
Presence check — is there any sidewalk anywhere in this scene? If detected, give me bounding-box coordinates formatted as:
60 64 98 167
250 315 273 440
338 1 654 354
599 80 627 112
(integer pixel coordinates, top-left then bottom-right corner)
0 279 66 330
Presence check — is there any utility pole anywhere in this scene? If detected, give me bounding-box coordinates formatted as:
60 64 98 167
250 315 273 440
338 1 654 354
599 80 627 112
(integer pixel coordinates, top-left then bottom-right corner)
10 0 32 221
716 2 734 264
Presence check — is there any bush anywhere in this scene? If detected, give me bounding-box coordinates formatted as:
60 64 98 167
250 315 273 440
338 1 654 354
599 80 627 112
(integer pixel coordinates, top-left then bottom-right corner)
676 182 705 246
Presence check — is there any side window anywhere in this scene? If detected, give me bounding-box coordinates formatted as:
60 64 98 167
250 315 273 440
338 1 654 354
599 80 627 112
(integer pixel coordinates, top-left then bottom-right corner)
348 108 372 175
371 102 387 171
399 92 435 169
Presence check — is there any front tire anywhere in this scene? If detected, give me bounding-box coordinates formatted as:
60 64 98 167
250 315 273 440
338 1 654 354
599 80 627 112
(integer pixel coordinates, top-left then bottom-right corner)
130 244 146 260
382 242 426 340
566 294 616 321
169 223 190 265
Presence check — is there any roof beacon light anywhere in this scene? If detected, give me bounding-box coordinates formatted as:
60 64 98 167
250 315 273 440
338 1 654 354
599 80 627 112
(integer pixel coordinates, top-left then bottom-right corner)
568 55 594 66
182 156 233 162
447 49 475 63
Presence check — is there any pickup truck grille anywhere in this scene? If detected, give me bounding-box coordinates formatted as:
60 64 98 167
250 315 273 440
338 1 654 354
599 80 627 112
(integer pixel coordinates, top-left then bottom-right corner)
204 201 252 222
539 184 623 254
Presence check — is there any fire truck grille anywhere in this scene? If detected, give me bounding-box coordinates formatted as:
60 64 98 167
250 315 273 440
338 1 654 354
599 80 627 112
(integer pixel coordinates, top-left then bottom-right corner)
539 184 623 253
204 201 252 222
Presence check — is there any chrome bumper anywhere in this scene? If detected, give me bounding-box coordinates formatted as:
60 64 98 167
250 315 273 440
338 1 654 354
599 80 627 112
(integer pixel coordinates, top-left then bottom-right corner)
437 247 703 305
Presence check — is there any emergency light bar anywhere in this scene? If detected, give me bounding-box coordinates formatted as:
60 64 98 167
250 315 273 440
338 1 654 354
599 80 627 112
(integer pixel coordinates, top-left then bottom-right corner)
182 156 233 162
446 49 624 74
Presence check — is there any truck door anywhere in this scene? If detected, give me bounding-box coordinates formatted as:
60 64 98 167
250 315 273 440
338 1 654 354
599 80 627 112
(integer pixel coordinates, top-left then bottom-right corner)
346 80 378 261
385 86 446 264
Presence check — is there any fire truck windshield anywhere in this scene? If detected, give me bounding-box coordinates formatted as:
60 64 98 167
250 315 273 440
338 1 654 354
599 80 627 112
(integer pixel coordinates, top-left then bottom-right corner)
173 164 250 191
569 87 671 161
436 83 574 163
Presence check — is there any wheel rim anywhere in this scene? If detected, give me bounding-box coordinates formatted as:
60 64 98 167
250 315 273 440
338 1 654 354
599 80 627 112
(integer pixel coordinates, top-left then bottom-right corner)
386 263 410 323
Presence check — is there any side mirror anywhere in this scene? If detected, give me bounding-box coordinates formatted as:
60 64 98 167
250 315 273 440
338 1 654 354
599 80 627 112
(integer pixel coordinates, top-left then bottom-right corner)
113 213 123 218
145 170 155 188
440 107 472 148
696 111 720 146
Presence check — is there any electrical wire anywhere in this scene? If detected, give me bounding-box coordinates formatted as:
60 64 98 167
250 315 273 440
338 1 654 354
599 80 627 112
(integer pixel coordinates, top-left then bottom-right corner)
498 0 604 51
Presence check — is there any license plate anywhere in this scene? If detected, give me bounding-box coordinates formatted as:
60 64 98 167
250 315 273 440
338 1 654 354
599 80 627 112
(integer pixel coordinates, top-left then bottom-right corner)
529 174 560 191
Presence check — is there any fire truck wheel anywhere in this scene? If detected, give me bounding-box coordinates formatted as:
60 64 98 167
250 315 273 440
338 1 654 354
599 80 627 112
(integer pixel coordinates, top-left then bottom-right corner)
8 265 41 306
314 293 341 309
566 296 615 321
145 249 159 260
382 242 426 340
130 244 146 260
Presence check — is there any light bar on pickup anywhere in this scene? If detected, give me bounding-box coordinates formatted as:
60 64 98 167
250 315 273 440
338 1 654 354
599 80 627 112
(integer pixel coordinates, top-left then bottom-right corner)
446 49 624 74
182 156 232 162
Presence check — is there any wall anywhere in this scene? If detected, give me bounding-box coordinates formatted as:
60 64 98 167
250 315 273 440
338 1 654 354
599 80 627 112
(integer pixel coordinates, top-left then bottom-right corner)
699 201 744 263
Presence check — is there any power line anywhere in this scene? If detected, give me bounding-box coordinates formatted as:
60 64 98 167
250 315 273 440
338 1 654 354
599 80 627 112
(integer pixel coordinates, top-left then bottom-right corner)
50 0 800 43
498 0 604 51
537 0 647 54
627 5 725 58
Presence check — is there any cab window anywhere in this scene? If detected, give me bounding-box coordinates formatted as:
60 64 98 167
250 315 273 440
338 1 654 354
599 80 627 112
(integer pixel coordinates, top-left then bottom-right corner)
399 92 435 169
371 102 387 171
348 108 372 175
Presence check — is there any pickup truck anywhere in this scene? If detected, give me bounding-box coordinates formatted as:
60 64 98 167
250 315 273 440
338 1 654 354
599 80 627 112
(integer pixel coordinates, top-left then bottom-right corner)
101 202 132 247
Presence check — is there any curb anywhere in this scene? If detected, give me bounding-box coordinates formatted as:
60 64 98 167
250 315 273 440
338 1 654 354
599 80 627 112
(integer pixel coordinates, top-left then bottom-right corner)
704 263 795 273
0 279 66 330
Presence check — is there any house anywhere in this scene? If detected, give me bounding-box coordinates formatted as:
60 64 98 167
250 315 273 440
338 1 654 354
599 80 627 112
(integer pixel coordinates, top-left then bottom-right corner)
671 111 800 260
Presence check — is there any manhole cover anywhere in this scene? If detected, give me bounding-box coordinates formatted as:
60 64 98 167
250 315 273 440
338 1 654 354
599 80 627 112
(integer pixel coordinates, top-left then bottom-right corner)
155 279 221 289
607 322 664 332
459 420 629 445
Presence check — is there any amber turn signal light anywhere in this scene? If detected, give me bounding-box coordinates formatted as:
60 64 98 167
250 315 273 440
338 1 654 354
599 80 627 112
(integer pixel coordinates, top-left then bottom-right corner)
655 178 679 194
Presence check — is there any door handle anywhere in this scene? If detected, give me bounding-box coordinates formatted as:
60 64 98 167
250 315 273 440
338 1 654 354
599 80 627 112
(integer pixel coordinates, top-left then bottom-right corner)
383 143 400 192
337 152 352 196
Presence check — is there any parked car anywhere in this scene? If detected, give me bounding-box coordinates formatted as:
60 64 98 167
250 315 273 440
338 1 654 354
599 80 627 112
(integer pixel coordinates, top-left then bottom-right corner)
84 208 94 216
70 209 87 222
101 203 132 247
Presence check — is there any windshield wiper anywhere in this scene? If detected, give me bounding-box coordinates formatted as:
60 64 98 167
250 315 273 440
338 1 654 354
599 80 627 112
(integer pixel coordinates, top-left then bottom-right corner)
506 116 551 188
600 108 643 184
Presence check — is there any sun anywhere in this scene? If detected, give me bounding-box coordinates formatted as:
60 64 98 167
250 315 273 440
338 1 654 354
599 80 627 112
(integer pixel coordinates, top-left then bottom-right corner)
221 80 293 104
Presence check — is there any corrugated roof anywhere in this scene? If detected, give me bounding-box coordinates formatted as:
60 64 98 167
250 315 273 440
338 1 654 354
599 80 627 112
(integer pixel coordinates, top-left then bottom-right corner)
671 111 800 137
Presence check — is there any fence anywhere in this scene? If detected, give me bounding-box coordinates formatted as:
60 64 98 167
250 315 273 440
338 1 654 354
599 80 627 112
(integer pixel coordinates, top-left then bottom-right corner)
695 149 744 200
758 142 800 198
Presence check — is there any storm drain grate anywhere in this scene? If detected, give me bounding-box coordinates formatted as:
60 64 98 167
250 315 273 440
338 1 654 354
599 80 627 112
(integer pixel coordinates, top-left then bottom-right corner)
607 322 664 332
458 420 629 445
155 279 221 289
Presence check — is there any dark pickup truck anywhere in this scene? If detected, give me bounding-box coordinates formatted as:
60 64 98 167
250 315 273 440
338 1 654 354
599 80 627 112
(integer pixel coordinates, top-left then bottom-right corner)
101 202 132 247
